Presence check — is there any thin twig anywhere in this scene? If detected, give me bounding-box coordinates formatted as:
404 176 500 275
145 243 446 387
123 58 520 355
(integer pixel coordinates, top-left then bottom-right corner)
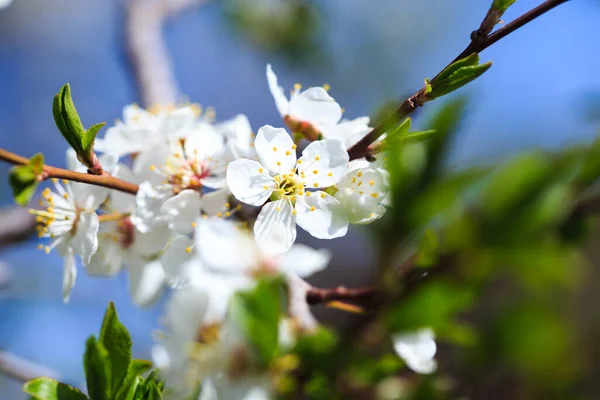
0 148 139 195
347 0 571 161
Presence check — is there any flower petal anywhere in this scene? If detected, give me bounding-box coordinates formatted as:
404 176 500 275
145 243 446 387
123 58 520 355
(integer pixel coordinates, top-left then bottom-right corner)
266 64 289 117
254 126 297 175
160 235 195 285
226 159 275 206
130 182 171 233
319 117 371 148
295 192 348 239
133 141 175 186
130 222 171 257
184 123 225 161
217 114 256 160
161 190 202 234
298 139 349 188
62 247 77 303
196 218 255 273
392 328 437 374
288 87 342 126
335 167 388 223
71 181 108 210
71 211 99 263
201 188 231 216
254 199 296 254
278 244 331 278
128 257 166 307
110 164 138 213
86 237 123 276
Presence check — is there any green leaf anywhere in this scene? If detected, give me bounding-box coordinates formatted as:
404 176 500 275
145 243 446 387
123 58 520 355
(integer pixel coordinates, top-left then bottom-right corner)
492 0 517 13
428 54 492 99
124 376 142 400
229 277 285 366
23 378 88 400
115 360 153 400
9 153 44 206
52 84 104 166
98 302 132 396
83 122 106 157
84 337 111 400
432 53 480 85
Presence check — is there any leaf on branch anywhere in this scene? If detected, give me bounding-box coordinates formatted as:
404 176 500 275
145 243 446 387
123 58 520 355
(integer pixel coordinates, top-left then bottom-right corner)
9 153 44 206
23 377 88 400
83 337 111 400
428 54 492 100
98 301 133 396
229 277 286 366
114 359 153 400
492 0 517 14
52 84 105 169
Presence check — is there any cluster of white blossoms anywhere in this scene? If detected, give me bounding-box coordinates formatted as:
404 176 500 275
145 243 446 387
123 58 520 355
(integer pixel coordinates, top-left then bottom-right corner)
32 65 436 398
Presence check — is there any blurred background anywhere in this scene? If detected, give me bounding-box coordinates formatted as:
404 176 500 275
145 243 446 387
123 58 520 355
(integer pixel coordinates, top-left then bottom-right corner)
1 0 600 398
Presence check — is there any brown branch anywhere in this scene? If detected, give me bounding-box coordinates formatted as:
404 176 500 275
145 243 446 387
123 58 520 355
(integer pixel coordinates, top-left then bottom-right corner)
0 148 139 195
347 0 571 161
305 285 378 306
0 351 60 382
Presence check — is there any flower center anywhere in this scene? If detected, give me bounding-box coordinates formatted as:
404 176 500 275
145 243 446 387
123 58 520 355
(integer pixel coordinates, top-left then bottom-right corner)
270 173 305 203
117 217 135 248
30 182 79 254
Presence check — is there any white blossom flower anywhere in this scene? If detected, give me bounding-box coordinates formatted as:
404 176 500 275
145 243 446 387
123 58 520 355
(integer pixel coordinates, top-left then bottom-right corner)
392 328 438 374
267 64 342 128
30 179 107 302
196 218 330 278
227 126 349 253
152 268 252 395
95 104 200 157
334 159 389 224
267 64 372 146
131 123 231 233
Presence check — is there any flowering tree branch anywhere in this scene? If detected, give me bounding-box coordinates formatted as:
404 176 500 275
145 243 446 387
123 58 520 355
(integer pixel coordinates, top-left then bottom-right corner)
0 148 139 195
347 0 571 161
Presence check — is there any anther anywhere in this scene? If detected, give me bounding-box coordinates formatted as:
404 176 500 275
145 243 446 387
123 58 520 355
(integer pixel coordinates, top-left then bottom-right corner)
185 247 192 253
313 183 318 188
369 180 374 186
310 206 316 212
292 144 297 150
273 146 277 152
315 156 320 161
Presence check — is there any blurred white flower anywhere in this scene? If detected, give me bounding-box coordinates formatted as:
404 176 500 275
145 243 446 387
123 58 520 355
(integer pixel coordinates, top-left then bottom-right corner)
95 104 200 157
227 125 349 253
392 328 438 374
0 0 12 10
196 217 331 278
